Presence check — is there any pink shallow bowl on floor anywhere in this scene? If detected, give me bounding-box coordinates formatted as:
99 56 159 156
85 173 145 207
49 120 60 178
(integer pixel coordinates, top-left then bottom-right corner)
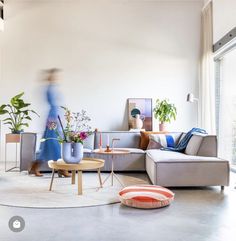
119 185 175 209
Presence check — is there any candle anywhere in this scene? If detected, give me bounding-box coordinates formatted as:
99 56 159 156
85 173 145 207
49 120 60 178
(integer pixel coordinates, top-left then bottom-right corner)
107 134 109 146
99 133 102 147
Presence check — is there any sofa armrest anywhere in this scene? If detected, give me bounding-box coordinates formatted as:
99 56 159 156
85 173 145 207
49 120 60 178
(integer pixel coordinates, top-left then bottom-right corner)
197 135 217 157
20 132 37 171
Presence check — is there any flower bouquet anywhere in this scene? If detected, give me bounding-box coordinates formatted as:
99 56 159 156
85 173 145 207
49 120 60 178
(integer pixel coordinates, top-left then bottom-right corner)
44 107 92 164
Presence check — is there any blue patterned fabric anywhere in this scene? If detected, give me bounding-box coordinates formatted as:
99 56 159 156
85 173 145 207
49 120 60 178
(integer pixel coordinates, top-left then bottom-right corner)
149 133 179 148
162 128 207 152
36 84 61 162
165 135 175 147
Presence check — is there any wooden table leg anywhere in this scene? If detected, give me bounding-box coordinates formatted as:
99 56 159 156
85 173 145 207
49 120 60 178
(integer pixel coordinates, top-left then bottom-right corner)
98 168 103 188
49 169 55 191
78 170 82 195
72 170 76 184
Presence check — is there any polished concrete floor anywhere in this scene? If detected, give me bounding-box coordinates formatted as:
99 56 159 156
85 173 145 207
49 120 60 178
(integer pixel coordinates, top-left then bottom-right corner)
0 173 236 241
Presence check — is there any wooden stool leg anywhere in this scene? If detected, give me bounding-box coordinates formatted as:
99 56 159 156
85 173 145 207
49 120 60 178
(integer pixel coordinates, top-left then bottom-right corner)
98 168 103 188
49 169 55 191
72 170 76 184
78 170 82 195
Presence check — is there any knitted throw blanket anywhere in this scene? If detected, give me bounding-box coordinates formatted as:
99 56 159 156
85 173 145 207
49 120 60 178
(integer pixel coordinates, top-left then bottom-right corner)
162 127 207 152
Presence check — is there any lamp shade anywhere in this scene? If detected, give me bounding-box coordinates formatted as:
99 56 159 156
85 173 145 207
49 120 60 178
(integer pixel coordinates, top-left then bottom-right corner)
187 93 194 102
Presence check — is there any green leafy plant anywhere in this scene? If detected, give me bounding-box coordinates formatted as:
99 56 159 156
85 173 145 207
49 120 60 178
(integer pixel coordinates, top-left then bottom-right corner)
0 92 39 133
153 99 177 124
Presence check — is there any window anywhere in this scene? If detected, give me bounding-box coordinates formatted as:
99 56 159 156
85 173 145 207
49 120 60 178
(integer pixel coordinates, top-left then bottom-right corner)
216 46 236 165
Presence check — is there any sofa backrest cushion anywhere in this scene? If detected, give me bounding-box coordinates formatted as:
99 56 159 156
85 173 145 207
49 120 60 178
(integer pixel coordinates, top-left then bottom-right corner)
185 135 204 155
197 135 217 157
83 132 95 150
94 131 141 149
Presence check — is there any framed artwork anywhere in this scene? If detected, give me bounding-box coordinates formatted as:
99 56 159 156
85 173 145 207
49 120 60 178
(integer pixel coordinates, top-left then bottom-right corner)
128 98 152 131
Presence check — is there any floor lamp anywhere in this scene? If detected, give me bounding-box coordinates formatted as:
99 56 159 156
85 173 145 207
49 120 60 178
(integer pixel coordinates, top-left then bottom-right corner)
187 93 199 126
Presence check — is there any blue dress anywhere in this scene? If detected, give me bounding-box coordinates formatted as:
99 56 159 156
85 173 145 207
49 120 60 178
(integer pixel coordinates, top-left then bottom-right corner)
37 84 61 162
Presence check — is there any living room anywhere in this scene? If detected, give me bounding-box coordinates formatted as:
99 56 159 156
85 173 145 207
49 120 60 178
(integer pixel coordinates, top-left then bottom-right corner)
0 0 235 240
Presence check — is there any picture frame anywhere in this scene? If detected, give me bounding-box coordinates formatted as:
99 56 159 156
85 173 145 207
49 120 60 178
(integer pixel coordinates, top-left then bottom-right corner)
127 98 152 131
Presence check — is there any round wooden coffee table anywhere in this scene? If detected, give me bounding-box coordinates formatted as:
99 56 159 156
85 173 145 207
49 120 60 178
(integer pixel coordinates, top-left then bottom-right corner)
48 158 105 195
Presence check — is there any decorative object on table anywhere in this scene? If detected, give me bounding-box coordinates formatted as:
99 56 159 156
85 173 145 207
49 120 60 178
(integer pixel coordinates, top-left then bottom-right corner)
132 114 145 129
153 99 177 131
105 145 112 152
44 107 92 164
62 142 84 164
99 132 103 151
105 134 110 152
0 92 39 134
128 98 152 131
119 185 175 209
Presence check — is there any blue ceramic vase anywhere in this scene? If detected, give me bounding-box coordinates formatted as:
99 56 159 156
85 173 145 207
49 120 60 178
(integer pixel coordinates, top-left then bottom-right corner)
62 143 83 164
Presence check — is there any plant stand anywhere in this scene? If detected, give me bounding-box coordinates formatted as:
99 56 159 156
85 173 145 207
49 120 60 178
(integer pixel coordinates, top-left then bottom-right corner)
5 133 21 172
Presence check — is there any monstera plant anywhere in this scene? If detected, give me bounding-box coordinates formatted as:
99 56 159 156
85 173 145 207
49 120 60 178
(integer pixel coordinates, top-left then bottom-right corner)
0 92 39 133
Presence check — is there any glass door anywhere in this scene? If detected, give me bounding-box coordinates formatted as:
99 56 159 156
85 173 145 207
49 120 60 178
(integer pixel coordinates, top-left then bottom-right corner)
217 48 236 164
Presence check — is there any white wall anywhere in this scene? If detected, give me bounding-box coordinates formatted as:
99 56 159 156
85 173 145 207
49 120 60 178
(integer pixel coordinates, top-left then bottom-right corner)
213 0 236 43
0 0 202 136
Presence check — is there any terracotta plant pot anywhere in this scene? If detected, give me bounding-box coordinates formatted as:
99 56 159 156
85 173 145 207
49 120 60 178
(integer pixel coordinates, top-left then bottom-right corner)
159 123 167 131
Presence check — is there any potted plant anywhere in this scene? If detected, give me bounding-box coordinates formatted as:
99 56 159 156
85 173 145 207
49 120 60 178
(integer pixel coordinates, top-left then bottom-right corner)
0 92 39 134
153 99 177 131
44 107 92 164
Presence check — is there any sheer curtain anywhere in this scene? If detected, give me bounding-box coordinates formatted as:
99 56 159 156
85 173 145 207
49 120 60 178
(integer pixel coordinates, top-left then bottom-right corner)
199 1 216 134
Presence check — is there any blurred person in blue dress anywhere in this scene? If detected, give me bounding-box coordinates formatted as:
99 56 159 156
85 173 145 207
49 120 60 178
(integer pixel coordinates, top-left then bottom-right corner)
29 68 70 177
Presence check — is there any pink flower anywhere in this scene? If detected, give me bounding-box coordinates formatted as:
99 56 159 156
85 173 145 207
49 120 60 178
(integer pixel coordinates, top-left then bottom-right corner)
79 132 87 140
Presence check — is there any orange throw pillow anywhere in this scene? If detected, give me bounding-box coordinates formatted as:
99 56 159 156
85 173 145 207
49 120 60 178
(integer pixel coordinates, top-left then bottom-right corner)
140 131 167 150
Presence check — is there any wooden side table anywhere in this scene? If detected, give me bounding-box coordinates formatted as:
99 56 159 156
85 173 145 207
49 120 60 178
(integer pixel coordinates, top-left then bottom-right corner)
48 158 105 195
5 133 21 172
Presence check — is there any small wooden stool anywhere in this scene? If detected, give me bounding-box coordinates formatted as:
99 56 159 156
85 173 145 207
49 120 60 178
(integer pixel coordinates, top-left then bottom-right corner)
48 158 105 195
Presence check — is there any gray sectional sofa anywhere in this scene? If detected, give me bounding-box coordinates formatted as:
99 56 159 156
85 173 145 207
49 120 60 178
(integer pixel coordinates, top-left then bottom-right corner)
20 131 230 189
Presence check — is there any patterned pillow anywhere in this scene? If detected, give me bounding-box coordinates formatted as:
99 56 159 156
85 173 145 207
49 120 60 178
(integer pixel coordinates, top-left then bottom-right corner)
140 131 167 150
119 185 175 209
147 139 163 150
148 133 179 149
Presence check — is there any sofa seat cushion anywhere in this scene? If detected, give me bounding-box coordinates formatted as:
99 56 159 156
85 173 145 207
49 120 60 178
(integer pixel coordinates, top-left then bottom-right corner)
146 149 225 163
112 148 145 154
119 185 175 209
83 148 92 154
